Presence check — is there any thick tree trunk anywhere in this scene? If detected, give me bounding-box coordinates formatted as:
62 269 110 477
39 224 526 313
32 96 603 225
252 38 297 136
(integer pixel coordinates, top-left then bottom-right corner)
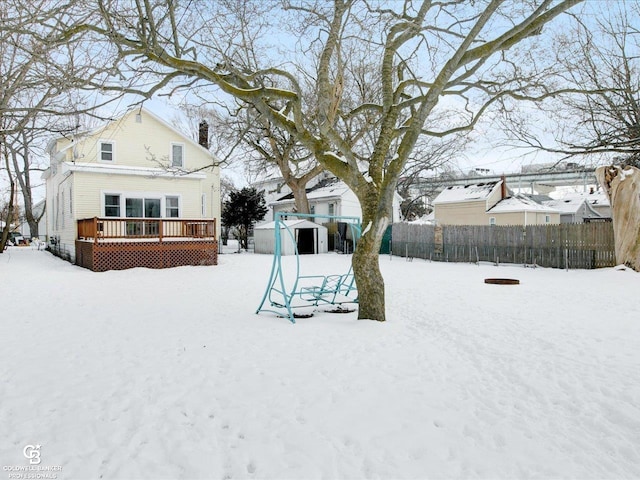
352 216 388 321
27 216 39 239
0 172 16 253
291 184 311 214
596 165 640 271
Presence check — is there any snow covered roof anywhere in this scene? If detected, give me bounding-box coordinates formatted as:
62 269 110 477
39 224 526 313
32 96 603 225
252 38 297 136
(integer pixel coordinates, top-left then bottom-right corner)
433 182 500 204
564 192 610 207
271 180 350 204
254 219 326 230
489 194 559 213
541 197 588 214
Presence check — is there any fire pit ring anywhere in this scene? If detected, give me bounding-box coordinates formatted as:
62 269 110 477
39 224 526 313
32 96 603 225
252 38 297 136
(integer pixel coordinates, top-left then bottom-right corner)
484 278 520 285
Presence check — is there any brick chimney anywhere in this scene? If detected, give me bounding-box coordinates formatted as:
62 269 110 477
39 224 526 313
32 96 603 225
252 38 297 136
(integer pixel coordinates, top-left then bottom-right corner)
198 120 209 149
500 175 507 199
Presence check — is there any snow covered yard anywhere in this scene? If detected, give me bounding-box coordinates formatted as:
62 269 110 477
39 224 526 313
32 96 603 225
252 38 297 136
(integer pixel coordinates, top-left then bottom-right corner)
1 247 639 479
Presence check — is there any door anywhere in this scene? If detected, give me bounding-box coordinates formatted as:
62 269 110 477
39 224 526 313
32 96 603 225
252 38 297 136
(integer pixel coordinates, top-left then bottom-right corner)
126 197 161 236
296 228 315 254
126 198 143 236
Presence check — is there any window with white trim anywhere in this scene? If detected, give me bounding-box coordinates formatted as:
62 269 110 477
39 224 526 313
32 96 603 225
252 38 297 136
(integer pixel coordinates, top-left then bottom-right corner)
201 193 206 216
99 141 114 162
166 196 180 218
104 194 121 217
171 143 184 168
545 215 551 224
489 217 496 226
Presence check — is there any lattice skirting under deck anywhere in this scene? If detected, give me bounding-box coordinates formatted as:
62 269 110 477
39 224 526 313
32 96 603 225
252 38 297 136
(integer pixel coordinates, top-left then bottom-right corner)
75 240 218 272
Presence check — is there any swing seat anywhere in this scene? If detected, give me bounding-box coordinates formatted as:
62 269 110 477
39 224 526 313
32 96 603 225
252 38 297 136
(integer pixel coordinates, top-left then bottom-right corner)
255 212 362 323
299 272 357 305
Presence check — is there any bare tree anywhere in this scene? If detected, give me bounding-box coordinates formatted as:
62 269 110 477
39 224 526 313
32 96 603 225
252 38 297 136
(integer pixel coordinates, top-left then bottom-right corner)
64 0 585 321
179 102 323 214
497 2 640 165
0 0 124 242
5 122 49 238
0 149 17 252
398 132 468 220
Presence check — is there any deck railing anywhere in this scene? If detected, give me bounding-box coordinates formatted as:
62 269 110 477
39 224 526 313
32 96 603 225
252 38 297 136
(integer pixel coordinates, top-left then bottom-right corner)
77 217 216 243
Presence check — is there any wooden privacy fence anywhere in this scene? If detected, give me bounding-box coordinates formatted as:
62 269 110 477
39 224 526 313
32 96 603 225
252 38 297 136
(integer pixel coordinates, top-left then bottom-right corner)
391 222 616 269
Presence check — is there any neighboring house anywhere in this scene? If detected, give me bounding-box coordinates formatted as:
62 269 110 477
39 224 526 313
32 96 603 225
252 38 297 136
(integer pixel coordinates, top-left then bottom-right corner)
19 199 46 239
565 191 611 219
267 177 403 224
433 180 560 226
43 107 221 271
253 171 334 224
540 196 602 223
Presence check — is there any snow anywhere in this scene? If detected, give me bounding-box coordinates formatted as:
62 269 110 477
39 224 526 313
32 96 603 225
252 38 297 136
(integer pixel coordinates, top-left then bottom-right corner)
323 151 347 164
564 191 610 207
542 196 588 214
1 247 640 479
619 166 635 181
489 194 559 213
433 182 499 204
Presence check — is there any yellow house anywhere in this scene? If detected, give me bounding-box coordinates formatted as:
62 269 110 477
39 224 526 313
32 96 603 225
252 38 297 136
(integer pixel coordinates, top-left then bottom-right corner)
433 180 560 226
43 107 221 271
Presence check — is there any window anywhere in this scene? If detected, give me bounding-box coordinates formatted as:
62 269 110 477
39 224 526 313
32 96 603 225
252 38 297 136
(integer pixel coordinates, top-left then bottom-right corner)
545 215 551 224
145 198 161 218
69 187 73 214
125 197 160 236
171 143 184 168
105 194 121 217
328 203 335 222
126 198 143 218
166 196 179 218
310 205 315 222
100 141 114 162
201 193 206 216
489 217 496 226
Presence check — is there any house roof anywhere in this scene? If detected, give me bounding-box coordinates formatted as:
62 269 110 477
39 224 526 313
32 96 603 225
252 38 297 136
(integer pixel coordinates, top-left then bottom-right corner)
563 192 610 207
254 219 327 230
541 196 589 215
47 106 216 160
488 194 559 213
433 182 500 204
271 179 351 204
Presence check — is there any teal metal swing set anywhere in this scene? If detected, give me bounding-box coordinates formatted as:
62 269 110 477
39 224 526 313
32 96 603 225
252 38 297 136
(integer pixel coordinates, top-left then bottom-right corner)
256 212 361 323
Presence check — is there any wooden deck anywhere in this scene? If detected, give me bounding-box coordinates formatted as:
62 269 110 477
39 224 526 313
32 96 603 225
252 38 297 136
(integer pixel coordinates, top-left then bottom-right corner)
75 217 218 272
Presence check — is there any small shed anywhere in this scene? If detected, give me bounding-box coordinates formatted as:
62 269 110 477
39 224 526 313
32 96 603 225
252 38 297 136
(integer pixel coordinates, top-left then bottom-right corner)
254 219 328 255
